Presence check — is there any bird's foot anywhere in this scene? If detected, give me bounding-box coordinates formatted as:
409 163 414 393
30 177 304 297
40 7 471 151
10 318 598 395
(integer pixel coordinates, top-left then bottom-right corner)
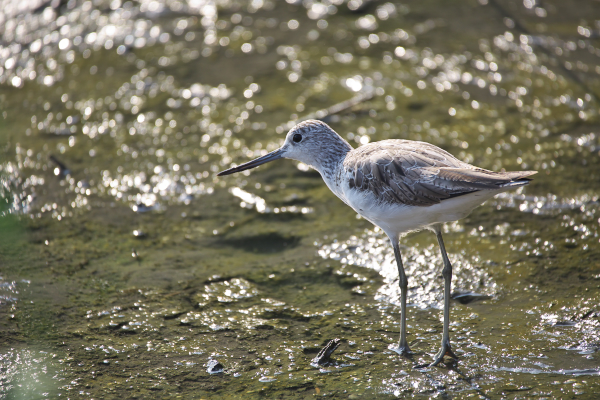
388 343 413 357
429 345 458 367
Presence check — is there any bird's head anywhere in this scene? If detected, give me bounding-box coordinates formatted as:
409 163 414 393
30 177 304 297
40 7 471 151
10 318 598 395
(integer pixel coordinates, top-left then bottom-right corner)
217 119 351 176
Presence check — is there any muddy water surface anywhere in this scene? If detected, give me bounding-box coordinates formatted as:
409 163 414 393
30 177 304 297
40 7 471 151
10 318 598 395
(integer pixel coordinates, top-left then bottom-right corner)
1 0 600 398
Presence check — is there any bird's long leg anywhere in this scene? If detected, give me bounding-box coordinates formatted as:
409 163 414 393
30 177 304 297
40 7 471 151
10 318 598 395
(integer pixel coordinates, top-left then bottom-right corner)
430 227 459 366
391 241 412 356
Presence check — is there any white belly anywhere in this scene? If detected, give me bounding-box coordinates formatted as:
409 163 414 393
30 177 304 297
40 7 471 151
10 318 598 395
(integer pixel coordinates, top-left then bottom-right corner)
340 187 502 241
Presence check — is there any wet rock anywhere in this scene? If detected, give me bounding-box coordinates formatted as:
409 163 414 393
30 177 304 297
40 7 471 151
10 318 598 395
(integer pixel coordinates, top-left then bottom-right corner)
553 320 577 327
132 229 146 238
452 292 491 304
502 385 532 392
160 309 187 320
311 338 341 367
132 203 155 213
206 359 224 374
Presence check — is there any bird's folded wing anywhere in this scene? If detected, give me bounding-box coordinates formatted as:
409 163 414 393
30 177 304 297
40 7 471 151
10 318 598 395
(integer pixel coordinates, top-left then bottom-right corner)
347 147 536 207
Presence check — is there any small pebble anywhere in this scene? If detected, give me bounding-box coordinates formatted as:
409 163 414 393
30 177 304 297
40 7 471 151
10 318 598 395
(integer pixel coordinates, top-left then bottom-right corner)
206 359 224 374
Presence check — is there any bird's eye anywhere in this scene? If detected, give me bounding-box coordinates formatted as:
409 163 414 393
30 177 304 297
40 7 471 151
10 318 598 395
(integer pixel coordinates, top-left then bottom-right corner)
292 133 302 143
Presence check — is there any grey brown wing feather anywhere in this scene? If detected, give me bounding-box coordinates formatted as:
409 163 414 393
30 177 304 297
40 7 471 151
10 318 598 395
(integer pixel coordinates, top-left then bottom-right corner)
345 141 537 207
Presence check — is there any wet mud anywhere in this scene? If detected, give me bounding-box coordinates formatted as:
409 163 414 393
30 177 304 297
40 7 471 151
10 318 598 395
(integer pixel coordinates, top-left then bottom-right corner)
1 0 599 398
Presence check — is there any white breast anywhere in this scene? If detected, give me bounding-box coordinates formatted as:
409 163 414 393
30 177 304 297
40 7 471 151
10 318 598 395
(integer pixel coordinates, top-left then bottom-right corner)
340 184 503 241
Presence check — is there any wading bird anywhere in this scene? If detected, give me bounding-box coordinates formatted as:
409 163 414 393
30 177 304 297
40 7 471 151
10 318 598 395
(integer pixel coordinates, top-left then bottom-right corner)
218 120 536 366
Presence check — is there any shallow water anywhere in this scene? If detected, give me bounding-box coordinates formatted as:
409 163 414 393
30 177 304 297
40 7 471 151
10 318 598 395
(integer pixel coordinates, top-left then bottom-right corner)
1 0 599 398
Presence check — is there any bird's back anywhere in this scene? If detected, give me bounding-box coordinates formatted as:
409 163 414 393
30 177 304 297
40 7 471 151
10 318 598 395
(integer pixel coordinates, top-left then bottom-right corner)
341 139 536 208
333 139 536 238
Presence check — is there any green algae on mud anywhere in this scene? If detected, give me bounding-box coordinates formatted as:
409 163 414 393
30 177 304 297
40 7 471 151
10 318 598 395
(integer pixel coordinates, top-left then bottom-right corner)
1 0 600 398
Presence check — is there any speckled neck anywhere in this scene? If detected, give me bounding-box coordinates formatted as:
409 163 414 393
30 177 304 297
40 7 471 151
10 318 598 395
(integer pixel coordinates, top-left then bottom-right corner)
289 120 353 179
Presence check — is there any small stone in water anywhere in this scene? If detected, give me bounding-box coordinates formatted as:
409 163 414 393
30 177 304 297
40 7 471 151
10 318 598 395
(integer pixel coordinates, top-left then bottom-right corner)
311 338 341 367
132 229 146 238
206 359 224 374
452 292 491 304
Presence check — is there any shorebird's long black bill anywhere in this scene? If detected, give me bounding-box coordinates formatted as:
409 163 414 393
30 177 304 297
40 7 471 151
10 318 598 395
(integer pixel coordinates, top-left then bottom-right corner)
217 148 285 176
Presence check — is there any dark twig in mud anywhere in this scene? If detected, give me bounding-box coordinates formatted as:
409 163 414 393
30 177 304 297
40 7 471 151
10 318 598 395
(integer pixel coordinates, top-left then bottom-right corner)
311 338 341 367
303 90 375 123
276 90 375 133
